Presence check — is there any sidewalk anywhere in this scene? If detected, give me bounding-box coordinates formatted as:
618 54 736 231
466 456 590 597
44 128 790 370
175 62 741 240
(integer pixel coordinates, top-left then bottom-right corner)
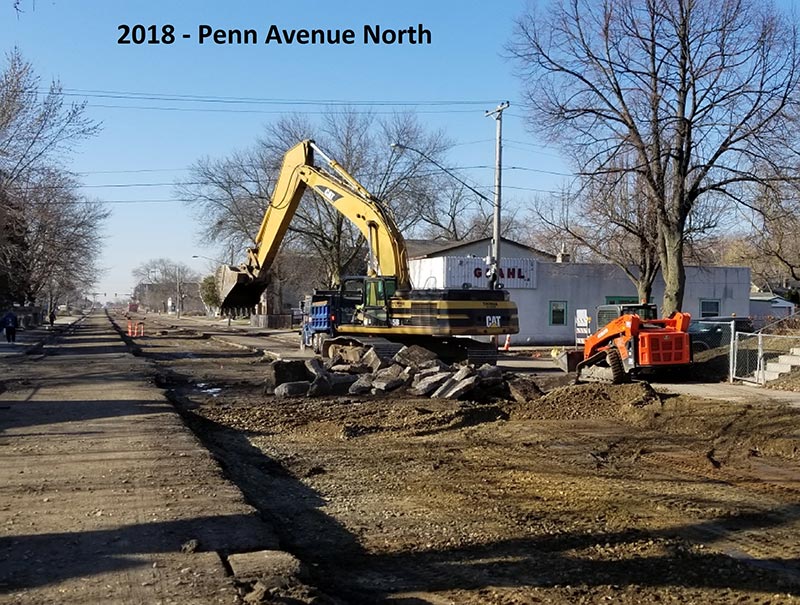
0 311 280 603
0 314 84 357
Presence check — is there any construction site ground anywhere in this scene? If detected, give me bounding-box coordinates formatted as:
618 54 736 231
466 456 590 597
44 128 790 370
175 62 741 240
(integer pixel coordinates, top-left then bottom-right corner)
3 311 800 604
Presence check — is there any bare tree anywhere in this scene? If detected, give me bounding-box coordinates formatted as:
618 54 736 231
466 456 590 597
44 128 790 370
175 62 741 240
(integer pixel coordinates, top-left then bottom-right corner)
19 169 109 308
748 183 800 284
0 49 100 187
509 0 800 314
258 110 452 284
132 259 200 314
537 171 662 303
181 109 453 287
0 184 28 305
0 50 102 307
176 147 273 254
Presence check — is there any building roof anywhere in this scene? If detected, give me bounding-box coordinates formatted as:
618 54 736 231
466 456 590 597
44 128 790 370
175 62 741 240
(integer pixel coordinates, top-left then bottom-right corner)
750 292 795 306
405 236 556 261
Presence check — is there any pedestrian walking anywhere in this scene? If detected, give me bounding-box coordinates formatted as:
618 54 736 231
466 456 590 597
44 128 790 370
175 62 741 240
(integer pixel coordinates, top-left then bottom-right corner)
3 309 19 343
48 309 56 328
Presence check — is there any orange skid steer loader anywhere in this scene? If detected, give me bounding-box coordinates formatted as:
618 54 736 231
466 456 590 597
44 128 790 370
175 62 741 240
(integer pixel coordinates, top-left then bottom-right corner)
574 304 693 384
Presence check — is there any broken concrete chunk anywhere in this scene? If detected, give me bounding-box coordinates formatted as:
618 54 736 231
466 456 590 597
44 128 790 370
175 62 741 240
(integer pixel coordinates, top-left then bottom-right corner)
330 363 371 374
372 376 405 393
431 376 458 399
477 363 503 380
324 354 344 370
264 360 309 394
436 374 481 399
452 366 475 382
393 344 439 368
401 365 416 385
348 374 374 395
274 381 311 398
362 347 392 373
307 374 332 397
477 363 504 386
374 364 405 381
329 373 360 395
304 357 327 378
412 371 453 396
414 365 447 384
506 375 544 404
430 367 473 398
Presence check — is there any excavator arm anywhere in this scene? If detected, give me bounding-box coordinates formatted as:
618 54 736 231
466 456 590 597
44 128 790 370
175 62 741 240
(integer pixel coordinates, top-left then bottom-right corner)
217 140 411 309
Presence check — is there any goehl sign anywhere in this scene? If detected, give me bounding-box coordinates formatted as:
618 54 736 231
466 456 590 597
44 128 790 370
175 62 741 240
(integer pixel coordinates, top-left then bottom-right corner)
446 257 537 290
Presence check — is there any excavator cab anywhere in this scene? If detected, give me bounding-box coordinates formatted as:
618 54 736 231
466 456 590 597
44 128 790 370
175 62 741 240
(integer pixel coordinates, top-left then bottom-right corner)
346 276 397 327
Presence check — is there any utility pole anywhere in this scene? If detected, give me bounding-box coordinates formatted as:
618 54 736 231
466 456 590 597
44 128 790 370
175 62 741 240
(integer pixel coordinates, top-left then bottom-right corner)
485 101 509 290
176 266 183 319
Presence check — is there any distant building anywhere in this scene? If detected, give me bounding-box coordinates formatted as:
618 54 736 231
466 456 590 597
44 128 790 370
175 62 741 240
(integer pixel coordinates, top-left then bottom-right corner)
749 292 796 329
408 237 751 345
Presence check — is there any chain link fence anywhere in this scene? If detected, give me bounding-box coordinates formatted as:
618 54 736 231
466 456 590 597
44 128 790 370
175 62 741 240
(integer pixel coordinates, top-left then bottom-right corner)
731 314 800 385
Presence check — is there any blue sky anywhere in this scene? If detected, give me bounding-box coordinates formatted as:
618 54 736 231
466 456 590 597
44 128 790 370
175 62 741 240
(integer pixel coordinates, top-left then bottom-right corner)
1 0 579 302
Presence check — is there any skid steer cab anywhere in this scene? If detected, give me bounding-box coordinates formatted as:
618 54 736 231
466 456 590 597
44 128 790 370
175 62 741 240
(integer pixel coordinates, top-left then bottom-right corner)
574 304 692 384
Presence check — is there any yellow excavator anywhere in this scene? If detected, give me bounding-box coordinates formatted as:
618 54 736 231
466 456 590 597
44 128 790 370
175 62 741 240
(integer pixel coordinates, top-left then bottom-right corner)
217 140 519 363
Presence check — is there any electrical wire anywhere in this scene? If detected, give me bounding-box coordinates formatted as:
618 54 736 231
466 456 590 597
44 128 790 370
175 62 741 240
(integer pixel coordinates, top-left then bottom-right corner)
54 88 508 107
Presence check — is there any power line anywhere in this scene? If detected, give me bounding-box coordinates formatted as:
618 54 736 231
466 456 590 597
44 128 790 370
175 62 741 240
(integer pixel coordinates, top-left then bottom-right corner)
55 88 508 107
505 139 565 159
28 87 516 115
86 103 484 115
75 167 188 175
71 165 570 189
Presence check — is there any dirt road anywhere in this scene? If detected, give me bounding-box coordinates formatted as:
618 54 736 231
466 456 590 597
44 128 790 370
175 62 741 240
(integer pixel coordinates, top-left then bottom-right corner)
116 312 800 604
0 312 280 604
2 310 800 603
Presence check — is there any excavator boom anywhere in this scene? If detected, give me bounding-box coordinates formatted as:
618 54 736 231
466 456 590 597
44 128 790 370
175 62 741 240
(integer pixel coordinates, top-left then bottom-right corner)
218 140 410 309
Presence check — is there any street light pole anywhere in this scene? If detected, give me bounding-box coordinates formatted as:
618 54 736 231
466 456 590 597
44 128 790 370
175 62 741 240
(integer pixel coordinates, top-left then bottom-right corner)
485 101 509 290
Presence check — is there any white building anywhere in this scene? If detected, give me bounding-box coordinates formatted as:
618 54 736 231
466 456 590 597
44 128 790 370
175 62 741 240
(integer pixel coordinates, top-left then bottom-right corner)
407 238 751 345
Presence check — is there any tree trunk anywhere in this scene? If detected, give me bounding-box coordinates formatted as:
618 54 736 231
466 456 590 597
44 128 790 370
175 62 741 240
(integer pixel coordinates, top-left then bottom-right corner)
660 228 685 315
636 282 652 305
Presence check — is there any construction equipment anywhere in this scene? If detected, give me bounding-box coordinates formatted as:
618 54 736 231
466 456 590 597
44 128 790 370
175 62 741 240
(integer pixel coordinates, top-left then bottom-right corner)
571 304 692 384
217 140 518 362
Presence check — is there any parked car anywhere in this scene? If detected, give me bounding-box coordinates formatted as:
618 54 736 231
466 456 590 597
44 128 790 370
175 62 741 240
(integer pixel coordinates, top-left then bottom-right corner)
688 316 755 353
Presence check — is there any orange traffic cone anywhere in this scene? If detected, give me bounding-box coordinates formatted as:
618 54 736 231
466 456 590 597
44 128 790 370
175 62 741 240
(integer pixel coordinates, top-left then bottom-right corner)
503 335 511 351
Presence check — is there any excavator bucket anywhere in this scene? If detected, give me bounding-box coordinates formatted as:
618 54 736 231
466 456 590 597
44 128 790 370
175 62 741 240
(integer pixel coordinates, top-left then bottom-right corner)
216 265 268 311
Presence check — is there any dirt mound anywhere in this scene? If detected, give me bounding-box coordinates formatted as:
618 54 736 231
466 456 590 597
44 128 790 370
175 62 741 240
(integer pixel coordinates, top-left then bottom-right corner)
626 394 800 465
507 382 661 421
199 396 509 440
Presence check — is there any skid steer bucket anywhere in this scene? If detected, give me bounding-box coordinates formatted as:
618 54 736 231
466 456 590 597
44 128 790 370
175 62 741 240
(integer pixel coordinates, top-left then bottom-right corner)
554 349 583 373
216 265 268 310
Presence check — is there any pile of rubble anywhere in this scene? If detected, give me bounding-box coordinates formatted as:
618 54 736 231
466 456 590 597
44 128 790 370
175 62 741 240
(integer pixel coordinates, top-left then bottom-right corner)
262 344 536 401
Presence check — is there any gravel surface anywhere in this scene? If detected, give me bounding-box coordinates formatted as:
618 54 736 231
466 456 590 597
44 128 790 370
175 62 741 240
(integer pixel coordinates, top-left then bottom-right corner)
77 313 800 602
